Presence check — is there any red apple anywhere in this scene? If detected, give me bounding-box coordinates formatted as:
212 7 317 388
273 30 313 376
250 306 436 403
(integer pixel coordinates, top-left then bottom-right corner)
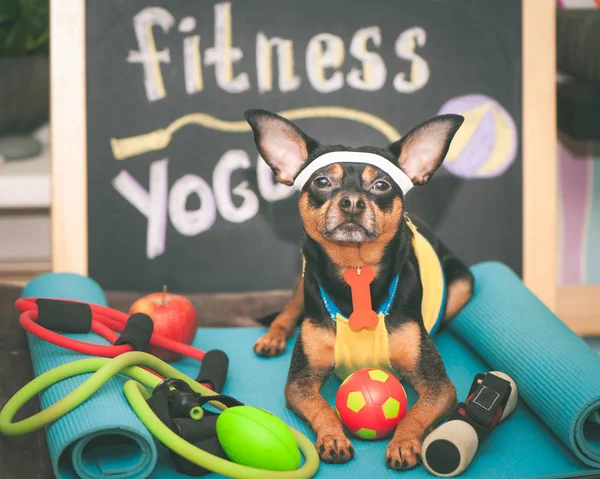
128 288 198 361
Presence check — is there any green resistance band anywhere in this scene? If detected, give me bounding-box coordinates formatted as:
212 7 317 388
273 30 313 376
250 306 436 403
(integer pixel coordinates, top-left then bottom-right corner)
0 351 320 479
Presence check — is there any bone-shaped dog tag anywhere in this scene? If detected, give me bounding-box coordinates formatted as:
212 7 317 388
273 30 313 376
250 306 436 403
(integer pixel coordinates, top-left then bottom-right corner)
344 267 379 331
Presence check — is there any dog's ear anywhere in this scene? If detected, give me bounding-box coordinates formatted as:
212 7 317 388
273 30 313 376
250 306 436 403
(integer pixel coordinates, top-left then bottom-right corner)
387 114 464 185
244 109 318 186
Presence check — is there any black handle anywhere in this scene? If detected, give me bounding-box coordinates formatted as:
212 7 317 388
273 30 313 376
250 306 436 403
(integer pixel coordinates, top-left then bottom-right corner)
115 313 154 351
172 416 218 443
196 349 229 393
169 390 202 419
171 436 228 477
36 299 92 334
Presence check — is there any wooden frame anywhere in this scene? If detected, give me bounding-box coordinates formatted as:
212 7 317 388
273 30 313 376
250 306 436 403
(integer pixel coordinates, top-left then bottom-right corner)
51 1 563 324
521 1 558 313
557 286 600 336
523 5 598 336
50 0 87 276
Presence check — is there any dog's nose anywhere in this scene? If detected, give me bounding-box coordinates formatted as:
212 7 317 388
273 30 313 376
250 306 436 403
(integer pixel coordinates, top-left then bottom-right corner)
339 194 366 215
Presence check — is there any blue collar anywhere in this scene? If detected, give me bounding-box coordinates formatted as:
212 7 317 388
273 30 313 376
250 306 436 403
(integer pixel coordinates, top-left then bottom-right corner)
318 274 400 321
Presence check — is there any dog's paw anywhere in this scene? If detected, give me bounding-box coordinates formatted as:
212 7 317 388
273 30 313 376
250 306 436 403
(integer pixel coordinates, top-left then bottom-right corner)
316 432 354 464
385 434 422 471
254 332 286 357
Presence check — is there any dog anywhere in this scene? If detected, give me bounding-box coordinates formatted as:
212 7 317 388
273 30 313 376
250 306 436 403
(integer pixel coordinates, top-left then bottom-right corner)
244 109 474 471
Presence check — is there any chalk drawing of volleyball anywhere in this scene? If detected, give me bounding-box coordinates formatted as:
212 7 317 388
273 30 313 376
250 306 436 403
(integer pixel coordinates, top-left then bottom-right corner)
437 94 518 179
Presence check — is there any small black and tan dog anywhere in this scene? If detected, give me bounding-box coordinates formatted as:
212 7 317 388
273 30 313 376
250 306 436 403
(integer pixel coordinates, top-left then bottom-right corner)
244 109 474 471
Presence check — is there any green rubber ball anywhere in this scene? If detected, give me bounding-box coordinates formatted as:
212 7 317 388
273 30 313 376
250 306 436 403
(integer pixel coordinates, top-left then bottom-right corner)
216 406 301 471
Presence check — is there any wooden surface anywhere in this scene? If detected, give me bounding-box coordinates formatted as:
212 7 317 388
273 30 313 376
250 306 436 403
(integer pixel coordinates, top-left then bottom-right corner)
522 0 558 313
557 286 600 336
50 0 88 275
0 261 50 287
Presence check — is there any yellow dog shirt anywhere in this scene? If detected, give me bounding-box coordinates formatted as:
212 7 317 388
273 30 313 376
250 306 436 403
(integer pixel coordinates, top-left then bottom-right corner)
314 217 446 380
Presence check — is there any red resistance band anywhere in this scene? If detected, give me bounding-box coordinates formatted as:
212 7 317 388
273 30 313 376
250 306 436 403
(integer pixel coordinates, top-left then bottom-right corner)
16 297 206 363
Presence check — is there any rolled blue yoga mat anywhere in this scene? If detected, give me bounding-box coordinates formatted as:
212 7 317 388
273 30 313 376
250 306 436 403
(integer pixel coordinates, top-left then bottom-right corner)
26 335 157 479
22 272 107 307
17 262 600 478
21 272 158 479
448 261 600 468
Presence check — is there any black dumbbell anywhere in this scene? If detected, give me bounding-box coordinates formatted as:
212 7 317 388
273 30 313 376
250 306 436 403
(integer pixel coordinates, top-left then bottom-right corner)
422 371 518 477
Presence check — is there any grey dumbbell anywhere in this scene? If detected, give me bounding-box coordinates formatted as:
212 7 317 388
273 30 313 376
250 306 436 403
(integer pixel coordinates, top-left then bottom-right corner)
422 371 518 477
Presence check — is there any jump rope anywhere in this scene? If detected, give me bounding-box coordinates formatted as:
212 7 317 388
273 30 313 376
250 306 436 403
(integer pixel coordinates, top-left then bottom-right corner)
2 298 320 478
16 297 206 362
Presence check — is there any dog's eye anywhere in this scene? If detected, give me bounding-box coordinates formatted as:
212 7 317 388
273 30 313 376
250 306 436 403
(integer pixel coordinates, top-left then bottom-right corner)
313 177 331 189
373 180 391 192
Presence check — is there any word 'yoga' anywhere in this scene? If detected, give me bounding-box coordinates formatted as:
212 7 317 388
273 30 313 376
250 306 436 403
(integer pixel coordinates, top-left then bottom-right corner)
113 153 295 260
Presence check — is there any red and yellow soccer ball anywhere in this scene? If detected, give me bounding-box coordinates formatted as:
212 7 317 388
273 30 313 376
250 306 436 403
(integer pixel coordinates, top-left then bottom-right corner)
335 368 408 440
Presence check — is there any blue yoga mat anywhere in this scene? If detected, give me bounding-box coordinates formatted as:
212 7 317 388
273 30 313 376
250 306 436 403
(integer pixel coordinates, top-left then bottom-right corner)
448 262 600 469
26 334 158 479
20 272 158 479
21 261 600 478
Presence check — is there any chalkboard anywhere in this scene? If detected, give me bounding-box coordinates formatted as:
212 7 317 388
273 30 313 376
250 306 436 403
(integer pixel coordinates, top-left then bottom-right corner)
83 0 523 293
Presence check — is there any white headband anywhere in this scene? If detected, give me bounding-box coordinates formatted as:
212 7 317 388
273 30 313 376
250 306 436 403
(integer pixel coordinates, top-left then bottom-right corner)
292 151 414 194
